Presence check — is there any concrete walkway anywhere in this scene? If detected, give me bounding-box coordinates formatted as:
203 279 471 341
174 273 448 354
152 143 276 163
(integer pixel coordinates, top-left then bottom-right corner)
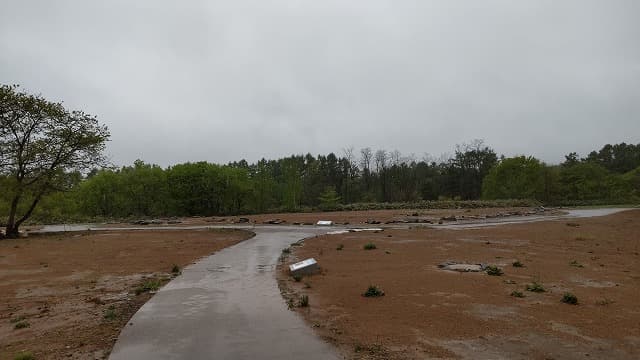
109 227 340 360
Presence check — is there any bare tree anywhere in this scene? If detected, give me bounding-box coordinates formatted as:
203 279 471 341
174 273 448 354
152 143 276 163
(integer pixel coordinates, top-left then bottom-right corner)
360 147 372 173
374 149 388 173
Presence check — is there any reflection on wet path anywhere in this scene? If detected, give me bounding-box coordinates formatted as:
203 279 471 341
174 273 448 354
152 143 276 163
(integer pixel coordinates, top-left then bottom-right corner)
108 227 339 360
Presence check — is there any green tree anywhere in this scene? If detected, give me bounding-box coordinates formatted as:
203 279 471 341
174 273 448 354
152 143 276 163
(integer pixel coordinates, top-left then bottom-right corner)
317 186 341 211
0 85 109 238
482 156 546 200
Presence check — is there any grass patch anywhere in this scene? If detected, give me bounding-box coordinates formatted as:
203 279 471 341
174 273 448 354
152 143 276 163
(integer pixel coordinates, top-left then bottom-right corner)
512 260 524 268
510 290 525 298
14 321 30 329
298 295 309 307
562 292 579 305
336 244 344 251
485 265 504 276
526 281 546 293
363 242 377 250
362 285 385 297
103 305 117 320
569 260 584 268
135 279 162 295
14 352 34 360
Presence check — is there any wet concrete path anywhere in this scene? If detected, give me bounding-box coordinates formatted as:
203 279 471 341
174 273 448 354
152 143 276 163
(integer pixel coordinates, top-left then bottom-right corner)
109 226 341 360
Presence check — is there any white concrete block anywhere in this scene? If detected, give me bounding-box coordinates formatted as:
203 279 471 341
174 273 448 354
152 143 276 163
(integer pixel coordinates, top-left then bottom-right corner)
289 258 319 276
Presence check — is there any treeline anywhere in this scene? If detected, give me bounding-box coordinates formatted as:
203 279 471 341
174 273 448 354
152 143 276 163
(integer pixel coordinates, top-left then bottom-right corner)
3 141 639 222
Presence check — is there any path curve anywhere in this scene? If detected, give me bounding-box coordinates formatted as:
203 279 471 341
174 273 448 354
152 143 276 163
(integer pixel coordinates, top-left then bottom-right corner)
108 226 340 360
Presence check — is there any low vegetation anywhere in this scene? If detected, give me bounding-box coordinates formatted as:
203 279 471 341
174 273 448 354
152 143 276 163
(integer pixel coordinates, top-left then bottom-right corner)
526 282 546 293
13 321 30 330
103 305 117 320
13 352 34 360
562 292 579 305
363 242 377 250
362 285 385 297
569 260 584 268
336 244 344 250
298 295 309 307
512 260 524 267
510 290 525 298
134 279 163 295
485 265 504 276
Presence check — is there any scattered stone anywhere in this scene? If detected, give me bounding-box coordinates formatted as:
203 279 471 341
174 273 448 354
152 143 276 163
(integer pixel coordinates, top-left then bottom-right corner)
264 219 285 225
438 261 487 272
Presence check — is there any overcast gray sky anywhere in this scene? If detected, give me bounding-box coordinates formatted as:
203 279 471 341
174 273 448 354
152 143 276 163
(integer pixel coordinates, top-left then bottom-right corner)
1 1 639 167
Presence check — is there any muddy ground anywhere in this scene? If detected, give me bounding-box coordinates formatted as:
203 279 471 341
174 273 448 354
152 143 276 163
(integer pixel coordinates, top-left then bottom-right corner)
0 229 253 360
280 210 640 359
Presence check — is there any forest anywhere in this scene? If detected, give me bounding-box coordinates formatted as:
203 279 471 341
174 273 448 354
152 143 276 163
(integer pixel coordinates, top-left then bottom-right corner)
2 141 638 223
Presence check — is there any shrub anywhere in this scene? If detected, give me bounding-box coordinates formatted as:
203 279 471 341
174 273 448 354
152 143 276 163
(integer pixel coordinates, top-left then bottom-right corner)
362 285 385 297
298 295 309 307
14 321 30 329
569 260 584 268
562 292 578 305
510 290 525 298
10 316 26 323
363 243 377 250
171 264 181 274
282 247 291 254
526 282 546 293
512 260 524 268
336 244 344 250
103 306 117 320
292 274 303 282
485 265 504 276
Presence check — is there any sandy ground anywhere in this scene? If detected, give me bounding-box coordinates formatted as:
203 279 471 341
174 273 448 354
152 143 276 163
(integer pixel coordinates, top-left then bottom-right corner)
0 229 253 360
279 209 640 359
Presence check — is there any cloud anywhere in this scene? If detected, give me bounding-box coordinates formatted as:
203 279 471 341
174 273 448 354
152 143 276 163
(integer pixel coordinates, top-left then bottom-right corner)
2 0 639 166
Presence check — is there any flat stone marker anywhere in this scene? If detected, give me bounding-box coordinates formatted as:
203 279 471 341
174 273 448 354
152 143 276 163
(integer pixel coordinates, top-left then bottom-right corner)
290 258 319 276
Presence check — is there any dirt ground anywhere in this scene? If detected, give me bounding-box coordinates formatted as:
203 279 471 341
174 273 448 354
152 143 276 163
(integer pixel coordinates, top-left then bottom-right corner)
89 206 560 228
279 209 640 359
0 228 253 360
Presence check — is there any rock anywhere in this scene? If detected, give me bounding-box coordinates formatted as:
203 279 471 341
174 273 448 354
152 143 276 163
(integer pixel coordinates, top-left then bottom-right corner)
316 220 333 226
263 219 285 225
438 261 486 272
237 217 250 223
365 219 381 224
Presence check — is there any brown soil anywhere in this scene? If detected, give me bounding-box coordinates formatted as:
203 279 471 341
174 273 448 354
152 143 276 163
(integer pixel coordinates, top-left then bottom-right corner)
0 229 253 360
99 207 559 228
279 210 640 359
